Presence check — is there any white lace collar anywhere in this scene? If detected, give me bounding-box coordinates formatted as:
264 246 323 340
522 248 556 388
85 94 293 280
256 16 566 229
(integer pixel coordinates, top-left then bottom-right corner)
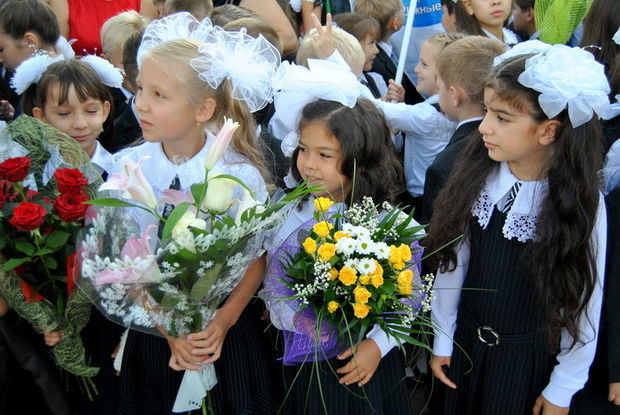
471 162 548 242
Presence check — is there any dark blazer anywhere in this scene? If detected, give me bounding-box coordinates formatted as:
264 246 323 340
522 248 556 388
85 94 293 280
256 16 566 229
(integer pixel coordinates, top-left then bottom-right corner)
419 120 482 223
112 99 142 153
370 46 424 105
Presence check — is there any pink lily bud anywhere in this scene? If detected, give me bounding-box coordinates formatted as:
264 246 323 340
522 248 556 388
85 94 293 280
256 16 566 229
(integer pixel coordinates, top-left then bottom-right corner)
205 117 239 171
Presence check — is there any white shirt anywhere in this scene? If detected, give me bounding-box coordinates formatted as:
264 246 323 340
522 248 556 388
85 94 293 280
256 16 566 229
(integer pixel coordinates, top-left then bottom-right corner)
431 161 607 407
90 141 115 177
482 27 520 47
261 197 406 357
111 136 268 231
375 95 456 196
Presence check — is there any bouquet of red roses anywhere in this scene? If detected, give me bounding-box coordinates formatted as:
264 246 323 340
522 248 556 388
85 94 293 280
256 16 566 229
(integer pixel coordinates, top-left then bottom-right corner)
1 158 89 309
0 116 100 392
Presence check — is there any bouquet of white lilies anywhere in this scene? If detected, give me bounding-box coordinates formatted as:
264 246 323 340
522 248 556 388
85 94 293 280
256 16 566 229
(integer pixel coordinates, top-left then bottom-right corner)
77 118 314 338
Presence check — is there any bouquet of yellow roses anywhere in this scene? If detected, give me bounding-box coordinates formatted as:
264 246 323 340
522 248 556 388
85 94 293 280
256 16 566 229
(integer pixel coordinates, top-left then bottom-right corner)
264 196 435 364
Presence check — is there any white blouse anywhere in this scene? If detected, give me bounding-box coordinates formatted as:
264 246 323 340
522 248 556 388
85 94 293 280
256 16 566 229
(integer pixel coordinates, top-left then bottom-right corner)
431 162 607 407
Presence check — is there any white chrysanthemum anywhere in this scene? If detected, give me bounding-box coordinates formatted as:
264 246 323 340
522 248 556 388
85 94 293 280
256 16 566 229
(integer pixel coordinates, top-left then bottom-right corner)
374 242 390 260
355 236 375 255
356 258 376 275
335 237 357 257
343 258 358 270
342 223 371 238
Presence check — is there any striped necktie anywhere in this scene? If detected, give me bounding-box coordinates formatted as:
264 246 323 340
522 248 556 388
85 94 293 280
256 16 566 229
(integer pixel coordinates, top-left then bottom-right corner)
501 181 522 213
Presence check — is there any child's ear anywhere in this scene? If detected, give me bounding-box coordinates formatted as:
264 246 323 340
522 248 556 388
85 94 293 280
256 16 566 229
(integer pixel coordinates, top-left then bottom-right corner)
102 101 111 120
462 0 475 15
537 119 561 146
525 7 535 23
22 32 40 50
32 106 46 121
195 97 216 124
449 85 462 107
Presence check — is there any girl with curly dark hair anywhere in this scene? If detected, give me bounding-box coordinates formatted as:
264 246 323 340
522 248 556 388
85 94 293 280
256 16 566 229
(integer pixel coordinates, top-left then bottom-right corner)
425 44 609 415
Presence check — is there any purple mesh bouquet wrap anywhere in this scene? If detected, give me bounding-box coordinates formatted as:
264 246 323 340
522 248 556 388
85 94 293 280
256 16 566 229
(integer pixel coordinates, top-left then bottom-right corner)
262 197 435 365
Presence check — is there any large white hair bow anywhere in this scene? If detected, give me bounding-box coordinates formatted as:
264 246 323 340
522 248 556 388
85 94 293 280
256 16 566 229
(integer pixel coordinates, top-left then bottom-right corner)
271 58 362 158
613 26 620 45
190 26 281 113
136 12 213 66
493 41 610 128
11 53 123 95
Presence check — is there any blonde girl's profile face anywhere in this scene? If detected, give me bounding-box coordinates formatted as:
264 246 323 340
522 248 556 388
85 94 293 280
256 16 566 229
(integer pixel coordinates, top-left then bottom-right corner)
33 83 110 158
134 57 202 146
297 121 351 203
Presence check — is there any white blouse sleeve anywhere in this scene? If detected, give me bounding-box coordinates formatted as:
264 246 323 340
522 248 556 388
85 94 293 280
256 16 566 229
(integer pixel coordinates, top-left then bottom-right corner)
375 100 438 138
542 193 607 407
431 240 470 357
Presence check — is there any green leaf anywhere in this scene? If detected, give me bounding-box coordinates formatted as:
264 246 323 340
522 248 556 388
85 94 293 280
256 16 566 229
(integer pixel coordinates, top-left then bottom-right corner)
160 202 192 241
84 198 142 208
3 257 32 271
42 255 58 270
46 231 70 249
15 241 35 256
190 183 205 206
36 248 55 256
190 263 223 300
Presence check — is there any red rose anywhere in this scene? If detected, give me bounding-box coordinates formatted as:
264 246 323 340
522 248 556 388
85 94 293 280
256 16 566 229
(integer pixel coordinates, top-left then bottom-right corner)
0 157 30 182
54 190 89 222
9 201 47 231
0 179 15 208
54 168 88 194
20 280 43 303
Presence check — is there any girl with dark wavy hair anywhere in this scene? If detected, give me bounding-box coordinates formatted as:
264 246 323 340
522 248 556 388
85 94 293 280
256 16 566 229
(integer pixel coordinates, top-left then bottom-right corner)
425 43 609 415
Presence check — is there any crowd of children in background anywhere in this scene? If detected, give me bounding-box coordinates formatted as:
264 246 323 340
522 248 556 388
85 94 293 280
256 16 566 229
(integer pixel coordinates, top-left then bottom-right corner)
0 0 618 414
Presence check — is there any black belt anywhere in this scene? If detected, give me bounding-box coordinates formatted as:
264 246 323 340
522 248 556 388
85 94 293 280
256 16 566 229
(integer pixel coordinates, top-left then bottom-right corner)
461 312 539 347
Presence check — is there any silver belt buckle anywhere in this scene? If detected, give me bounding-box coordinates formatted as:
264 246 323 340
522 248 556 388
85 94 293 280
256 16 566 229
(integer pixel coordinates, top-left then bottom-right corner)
477 325 500 346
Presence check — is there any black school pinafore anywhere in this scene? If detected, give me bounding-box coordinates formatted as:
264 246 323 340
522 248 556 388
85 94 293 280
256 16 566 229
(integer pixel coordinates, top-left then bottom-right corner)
442 208 557 415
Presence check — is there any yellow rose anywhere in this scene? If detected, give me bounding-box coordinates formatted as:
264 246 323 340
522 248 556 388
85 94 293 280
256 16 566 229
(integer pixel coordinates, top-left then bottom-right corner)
317 243 336 262
302 237 317 254
397 269 414 286
393 261 406 271
370 261 383 277
398 283 412 295
334 231 351 241
358 274 371 285
327 268 339 280
353 286 372 304
327 301 339 313
313 221 334 238
338 267 357 286
352 303 371 319
399 244 412 262
314 197 334 212
388 245 401 264
370 274 384 288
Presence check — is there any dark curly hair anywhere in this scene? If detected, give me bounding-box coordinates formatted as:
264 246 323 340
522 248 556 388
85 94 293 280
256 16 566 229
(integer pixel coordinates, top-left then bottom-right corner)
290 98 403 206
424 54 603 351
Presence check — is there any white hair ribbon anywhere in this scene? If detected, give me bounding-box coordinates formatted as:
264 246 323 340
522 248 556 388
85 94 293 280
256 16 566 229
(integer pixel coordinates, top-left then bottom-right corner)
136 12 213 66
190 26 281 113
11 53 124 95
493 41 610 128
